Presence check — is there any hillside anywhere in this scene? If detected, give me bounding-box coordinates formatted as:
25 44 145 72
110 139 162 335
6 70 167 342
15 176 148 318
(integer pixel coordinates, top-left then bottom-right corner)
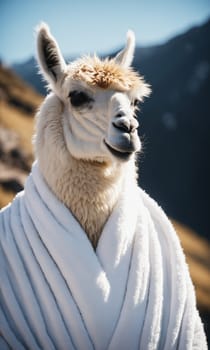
0 62 42 206
12 19 210 242
0 58 210 340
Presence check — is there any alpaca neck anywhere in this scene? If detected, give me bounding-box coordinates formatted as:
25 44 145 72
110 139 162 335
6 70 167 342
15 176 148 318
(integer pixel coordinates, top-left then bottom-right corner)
39 154 136 248
35 94 138 248
54 158 127 247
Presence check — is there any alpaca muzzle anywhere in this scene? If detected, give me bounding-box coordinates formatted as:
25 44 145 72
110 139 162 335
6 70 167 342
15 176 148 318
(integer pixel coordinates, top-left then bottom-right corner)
105 114 141 160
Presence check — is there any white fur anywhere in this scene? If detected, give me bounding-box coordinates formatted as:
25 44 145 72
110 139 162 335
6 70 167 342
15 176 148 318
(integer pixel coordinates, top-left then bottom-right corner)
36 23 66 89
114 30 136 67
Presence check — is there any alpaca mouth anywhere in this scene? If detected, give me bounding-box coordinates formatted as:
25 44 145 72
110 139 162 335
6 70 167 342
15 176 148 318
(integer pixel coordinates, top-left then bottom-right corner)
104 140 133 160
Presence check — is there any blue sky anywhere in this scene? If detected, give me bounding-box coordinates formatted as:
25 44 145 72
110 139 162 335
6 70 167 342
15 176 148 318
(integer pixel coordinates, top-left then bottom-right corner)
1 0 210 64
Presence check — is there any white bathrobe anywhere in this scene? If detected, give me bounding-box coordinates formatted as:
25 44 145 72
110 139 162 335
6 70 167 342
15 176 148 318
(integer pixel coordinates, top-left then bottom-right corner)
0 162 207 350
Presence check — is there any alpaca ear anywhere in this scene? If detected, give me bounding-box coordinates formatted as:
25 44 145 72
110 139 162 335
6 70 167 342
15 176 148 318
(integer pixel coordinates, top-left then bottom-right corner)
36 23 66 85
114 30 135 67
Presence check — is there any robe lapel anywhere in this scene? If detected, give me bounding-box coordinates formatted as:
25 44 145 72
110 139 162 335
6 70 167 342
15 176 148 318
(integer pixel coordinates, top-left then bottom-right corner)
24 164 139 349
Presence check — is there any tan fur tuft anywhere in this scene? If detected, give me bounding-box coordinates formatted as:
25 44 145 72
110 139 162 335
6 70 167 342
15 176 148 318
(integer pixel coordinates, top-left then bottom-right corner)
69 56 145 91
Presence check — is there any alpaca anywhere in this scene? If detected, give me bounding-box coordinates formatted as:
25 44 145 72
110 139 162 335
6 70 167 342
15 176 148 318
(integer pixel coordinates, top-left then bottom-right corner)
35 23 150 248
0 24 207 349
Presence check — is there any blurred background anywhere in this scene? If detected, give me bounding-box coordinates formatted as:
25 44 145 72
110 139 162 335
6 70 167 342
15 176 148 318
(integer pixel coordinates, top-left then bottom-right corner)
0 0 210 343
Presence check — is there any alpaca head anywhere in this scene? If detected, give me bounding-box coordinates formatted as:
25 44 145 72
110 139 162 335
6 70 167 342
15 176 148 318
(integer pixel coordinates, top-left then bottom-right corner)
36 23 151 164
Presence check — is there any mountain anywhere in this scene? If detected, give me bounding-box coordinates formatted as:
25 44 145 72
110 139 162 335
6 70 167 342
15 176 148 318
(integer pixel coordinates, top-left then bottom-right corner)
12 19 210 241
134 19 210 240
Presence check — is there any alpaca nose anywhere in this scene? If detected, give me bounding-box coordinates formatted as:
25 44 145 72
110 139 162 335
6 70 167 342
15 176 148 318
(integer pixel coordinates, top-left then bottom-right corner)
113 114 139 133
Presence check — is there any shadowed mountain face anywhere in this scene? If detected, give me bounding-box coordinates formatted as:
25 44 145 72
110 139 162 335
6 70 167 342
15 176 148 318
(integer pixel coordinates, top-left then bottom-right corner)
12 19 210 240
134 19 210 240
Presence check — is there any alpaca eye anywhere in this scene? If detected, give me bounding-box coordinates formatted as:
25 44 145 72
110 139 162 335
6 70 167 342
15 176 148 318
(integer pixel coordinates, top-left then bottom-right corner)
69 90 93 107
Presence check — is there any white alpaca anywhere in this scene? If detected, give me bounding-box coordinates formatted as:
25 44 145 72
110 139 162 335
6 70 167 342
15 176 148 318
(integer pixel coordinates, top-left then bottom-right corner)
35 23 150 247
0 24 207 350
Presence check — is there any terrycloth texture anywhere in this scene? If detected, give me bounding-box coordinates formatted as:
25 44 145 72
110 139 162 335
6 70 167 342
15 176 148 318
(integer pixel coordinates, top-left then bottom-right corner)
0 162 207 350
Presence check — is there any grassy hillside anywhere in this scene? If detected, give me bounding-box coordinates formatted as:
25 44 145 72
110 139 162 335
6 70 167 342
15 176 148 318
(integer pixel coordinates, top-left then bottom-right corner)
174 221 210 311
0 63 42 205
0 62 209 339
